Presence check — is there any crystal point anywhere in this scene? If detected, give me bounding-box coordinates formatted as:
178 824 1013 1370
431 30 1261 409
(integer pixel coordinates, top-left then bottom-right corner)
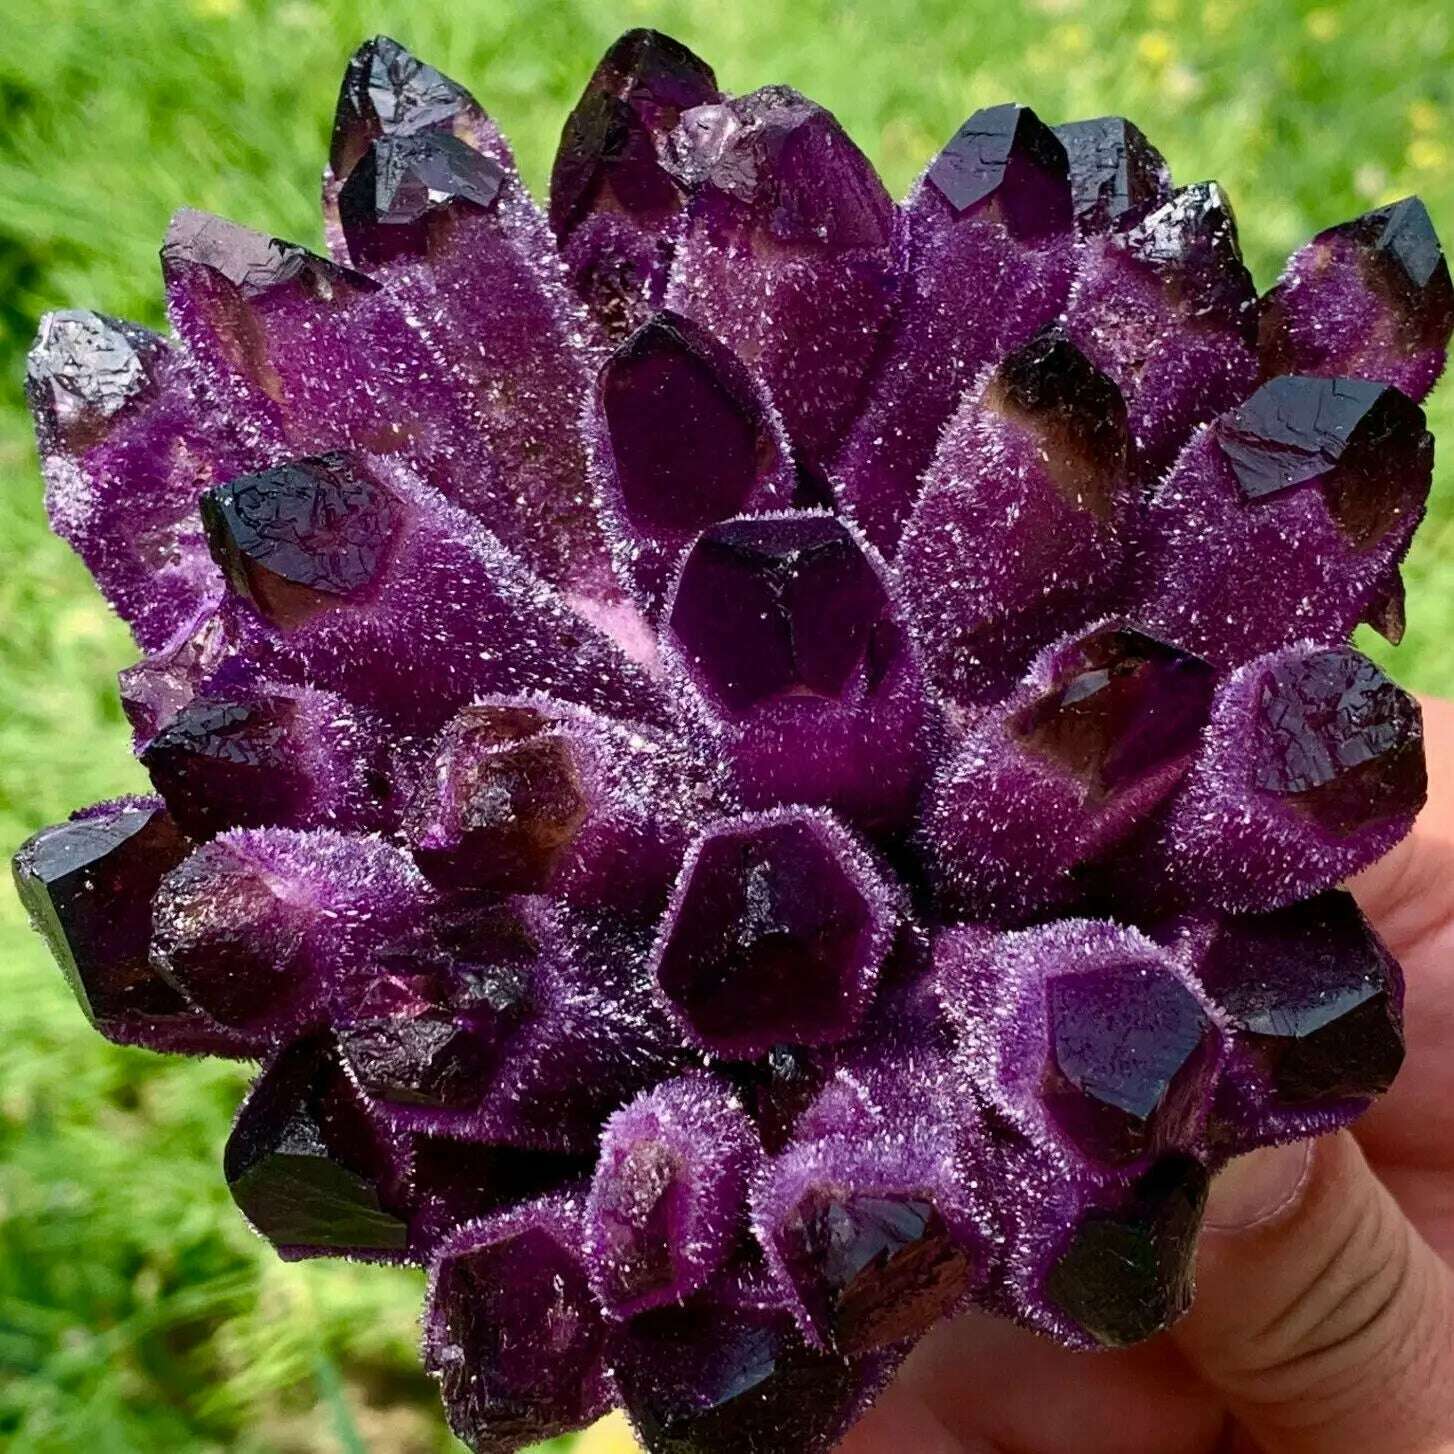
425 1200 610 1451
165 208 374 302
224 1037 410 1258
329 34 509 183
1253 647 1426 833
201 453 398 628
614 1284 891 1454
338 131 504 268
586 1073 757 1316
652 813 893 1058
1219 375 1431 548
1260 196 1454 400
669 515 892 715
833 108 1076 552
925 103 1072 236
13 802 252 1055
26 308 163 452
1199 892 1405 1127
1053 115 1171 233
1045 1155 1208 1347
551 29 719 233
1044 966 1214 1164
926 626 1216 918
1138 645 1426 912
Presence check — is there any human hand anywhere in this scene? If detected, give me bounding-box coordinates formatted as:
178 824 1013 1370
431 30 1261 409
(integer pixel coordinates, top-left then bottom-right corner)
840 698 1454 1454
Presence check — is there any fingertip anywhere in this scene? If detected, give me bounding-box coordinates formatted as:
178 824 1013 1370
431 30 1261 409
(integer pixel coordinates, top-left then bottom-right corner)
1203 1140 1311 1232
1177 1132 1454 1452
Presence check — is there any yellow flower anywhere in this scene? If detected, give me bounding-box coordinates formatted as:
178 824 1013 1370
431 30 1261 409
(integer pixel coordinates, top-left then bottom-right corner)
1137 31 1175 67
1407 137 1449 173
1408 100 1441 133
576 1410 643 1453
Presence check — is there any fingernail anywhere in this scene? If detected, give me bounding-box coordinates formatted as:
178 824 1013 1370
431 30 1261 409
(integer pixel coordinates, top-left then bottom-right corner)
1204 1140 1312 1231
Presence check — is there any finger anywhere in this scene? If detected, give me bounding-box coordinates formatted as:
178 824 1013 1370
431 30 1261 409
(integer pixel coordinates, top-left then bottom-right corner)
1173 1132 1454 1454
861 1307 1223 1454
1350 726 1454 1173
836 1379 984 1454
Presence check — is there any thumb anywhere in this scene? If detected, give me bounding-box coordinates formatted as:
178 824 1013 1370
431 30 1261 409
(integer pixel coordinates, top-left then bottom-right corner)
1173 1132 1454 1454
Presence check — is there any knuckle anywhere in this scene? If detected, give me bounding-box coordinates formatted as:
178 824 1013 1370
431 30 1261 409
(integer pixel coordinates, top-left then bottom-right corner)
1231 1191 1415 1421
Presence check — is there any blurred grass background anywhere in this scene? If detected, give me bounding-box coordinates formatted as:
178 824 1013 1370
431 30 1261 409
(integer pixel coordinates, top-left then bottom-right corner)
1 0 1451 1448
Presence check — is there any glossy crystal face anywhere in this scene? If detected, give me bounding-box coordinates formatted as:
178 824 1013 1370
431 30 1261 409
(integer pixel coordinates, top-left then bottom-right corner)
779 1189 973 1354
1042 965 1216 1164
652 816 887 1057
1012 627 1217 799
1253 647 1426 835
200 453 399 626
13 25 1449 1454
668 516 896 716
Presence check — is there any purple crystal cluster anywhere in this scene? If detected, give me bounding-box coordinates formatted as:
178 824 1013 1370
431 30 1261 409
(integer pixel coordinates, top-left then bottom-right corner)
15 30 1451 1454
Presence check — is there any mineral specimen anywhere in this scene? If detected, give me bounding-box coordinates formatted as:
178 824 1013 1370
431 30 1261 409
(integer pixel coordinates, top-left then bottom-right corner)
16 28 1450 1454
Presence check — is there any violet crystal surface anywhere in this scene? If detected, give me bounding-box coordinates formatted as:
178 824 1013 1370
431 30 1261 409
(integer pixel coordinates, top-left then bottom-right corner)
15 29 1451 1454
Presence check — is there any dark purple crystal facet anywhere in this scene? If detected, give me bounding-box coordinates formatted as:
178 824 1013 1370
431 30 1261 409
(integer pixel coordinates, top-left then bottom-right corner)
425 1202 610 1452
668 515 891 715
1219 375 1432 549
550 30 721 337
778 1189 970 1355
330 34 489 180
1013 628 1216 800
1199 892 1405 1110
652 814 892 1059
335 902 536 1114
924 625 1217 920
404 704 588 893
165 209 374 304
201 452 398 627
1253 648 1426 836
12 801 250 1055
1053 116 1171 233
613 1286 886 1454
1045 1155 1209 1347
141 686 382 838
601 313 784 536
668 512 929 829
225 1037 410 1258
338 131 505 268
1132 644 1426 914
926 103 1072 237
1043 966 1214 1165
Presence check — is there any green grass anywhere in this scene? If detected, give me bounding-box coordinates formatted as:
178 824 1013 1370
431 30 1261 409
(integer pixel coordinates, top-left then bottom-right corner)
1 0 1452 1448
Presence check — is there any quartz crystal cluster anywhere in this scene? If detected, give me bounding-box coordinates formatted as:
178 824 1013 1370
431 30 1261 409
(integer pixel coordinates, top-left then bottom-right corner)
15 29 1452 1454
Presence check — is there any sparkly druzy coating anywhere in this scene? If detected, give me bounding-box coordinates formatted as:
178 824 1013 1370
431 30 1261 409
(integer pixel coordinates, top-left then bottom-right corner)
15 29 1451 1454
